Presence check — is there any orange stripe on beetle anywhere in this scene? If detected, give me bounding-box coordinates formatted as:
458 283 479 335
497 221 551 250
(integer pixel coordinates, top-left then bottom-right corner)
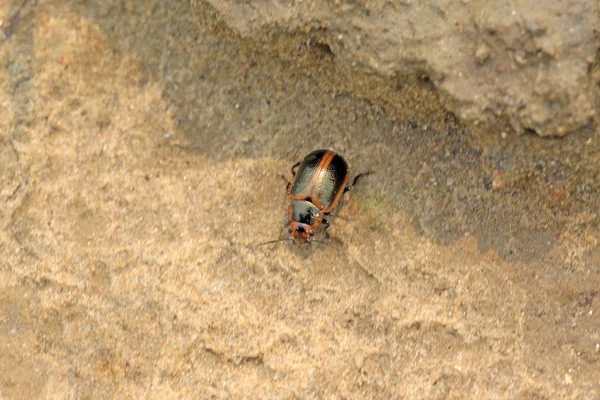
285 149 369 244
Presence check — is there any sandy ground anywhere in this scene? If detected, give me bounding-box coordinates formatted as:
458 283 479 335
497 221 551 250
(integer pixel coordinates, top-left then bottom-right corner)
1 0 599 398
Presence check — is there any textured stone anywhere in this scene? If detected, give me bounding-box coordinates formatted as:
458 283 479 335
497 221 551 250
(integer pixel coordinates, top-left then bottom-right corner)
191 0 599 137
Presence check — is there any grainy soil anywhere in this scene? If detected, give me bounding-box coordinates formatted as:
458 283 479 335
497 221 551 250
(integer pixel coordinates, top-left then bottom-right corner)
0 0 599 399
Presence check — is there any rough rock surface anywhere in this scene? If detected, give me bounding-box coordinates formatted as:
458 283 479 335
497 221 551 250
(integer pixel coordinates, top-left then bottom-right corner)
191 0 600 137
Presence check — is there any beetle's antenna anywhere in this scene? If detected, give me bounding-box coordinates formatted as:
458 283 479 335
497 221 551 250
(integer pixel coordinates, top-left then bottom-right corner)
256 238 293 247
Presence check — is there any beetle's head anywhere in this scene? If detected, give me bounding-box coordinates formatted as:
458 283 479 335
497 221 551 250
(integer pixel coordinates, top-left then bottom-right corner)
289 222 316 243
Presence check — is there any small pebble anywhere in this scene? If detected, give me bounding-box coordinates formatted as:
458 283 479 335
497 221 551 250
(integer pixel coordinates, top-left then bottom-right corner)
475 44 491 64
354 355 364 369
564 373 573 385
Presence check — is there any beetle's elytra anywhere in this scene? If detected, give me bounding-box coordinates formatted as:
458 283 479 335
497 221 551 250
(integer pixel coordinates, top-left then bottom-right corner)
286 149 369 243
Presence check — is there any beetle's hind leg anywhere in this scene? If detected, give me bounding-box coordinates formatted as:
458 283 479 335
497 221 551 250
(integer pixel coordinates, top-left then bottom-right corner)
344 171 372 193
284 161 302 192
290 161 301 177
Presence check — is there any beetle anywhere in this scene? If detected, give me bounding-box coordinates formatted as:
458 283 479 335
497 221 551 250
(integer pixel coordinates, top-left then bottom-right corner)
285 149 370 243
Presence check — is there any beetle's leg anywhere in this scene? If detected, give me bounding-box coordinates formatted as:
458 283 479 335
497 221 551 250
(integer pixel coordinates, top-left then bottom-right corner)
284 161 302 192
290 161 301 177
283 176 294 193
320 219 332 239
344 171 372 193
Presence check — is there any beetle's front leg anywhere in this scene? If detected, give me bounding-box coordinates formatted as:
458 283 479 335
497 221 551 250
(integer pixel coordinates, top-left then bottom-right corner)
324 212 347 220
